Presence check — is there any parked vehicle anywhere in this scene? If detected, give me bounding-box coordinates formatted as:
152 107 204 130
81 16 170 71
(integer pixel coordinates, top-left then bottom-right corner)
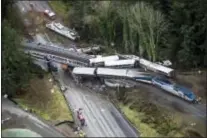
44 9 55 20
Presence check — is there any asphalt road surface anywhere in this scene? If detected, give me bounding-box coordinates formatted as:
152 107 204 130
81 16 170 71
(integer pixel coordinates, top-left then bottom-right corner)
32 58 206 137
53 63 139 137
2 98 64 137
16 0 77 46
16 1 52 14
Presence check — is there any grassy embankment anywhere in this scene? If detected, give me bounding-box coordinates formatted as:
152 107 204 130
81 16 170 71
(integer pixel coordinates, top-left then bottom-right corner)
114 88 185 137
115 87 205 137
48 0 68 23
119 104 184 137
14 74 73 122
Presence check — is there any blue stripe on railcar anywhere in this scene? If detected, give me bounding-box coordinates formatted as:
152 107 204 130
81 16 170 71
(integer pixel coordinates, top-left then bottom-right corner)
153 76 196 101
153 76 172 85
134 76 153 81
174 84 196 100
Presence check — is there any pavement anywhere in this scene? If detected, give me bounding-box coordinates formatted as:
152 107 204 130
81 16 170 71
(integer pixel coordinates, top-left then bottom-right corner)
53 62 139 137
2 98 65 137
16 1 52 14
31 59 138 137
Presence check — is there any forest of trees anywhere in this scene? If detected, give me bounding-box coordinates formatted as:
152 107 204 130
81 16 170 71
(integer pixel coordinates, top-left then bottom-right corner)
65 0 207 69
2 0 45 97
2 20 45 97
1 0 206 96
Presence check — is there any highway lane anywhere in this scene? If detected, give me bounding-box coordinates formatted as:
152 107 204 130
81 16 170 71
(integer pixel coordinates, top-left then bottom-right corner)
16 1 52 13
53 63 139 137
2 98 65 137
16 0 78 46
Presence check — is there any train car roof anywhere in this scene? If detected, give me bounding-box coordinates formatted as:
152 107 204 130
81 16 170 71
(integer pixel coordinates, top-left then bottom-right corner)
89 55 119 63
72 67 96 75
140 58 174 74
96 68 128 77
127 70 152 78
119 54 140 60
104 59 136 66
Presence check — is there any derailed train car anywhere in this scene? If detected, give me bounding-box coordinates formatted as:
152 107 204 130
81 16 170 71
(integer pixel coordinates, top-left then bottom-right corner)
119 54 175 77
139 59 175 78
151 76 198 103
104 59 139 68
89 55 119 67
72 67 150 80
72 67 198 103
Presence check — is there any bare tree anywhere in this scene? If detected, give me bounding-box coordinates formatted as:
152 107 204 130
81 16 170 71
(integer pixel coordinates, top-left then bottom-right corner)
128 2 169 61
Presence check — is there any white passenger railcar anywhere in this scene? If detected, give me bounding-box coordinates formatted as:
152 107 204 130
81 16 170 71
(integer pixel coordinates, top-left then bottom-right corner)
46 22 80 41
139 59 175 77
72 67 96 77
89 55 119 67
104 59 139 68
119 54 175 77
152 77 197 102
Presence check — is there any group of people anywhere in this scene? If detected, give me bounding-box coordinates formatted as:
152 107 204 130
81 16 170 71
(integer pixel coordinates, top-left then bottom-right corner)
73 108 87 137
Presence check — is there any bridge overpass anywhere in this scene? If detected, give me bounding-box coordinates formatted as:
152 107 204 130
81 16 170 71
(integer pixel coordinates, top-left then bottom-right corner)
24 50 89 67
22 41 92 63
22 41 159 83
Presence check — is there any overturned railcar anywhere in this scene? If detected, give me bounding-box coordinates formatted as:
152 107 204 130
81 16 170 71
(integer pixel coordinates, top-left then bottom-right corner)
104 59 139 68
89 55 119 67
139 59 175 78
